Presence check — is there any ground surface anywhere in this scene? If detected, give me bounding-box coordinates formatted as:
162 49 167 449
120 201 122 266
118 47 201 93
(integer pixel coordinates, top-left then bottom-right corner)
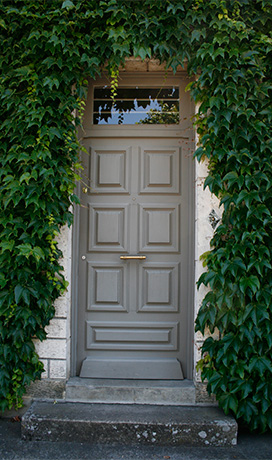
0 418 272 460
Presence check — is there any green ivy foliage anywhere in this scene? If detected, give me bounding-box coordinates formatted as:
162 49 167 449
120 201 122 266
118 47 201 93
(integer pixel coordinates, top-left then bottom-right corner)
191 4 272 432
0 0 271 430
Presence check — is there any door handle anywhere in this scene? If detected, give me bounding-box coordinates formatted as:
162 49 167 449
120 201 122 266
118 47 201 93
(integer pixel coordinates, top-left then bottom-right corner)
120 255 146 260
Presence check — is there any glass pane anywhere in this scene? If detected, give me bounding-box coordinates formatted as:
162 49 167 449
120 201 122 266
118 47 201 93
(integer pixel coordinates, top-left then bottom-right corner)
93 86 180 125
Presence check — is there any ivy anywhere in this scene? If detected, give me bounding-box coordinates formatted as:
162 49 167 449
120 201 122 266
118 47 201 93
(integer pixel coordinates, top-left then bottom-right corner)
192 2 272 432
0 0 271 431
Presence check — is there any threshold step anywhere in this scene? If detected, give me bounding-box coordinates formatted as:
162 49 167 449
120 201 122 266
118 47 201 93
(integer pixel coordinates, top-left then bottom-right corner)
21 401 237 446
66 377 195 405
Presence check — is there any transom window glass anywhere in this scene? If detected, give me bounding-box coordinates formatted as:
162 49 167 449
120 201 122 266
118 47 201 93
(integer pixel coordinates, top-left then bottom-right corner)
93 86 180 125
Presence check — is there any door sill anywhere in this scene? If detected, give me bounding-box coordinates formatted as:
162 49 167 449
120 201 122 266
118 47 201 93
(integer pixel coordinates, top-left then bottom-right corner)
79 357 184 379
65 377 195 406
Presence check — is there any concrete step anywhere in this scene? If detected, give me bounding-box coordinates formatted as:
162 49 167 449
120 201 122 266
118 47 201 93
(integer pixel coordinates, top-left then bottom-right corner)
21 401 237 447
66 377 196 405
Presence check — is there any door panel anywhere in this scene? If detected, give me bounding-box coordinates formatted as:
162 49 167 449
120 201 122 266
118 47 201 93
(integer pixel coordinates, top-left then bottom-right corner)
87 262 127 312
138 263 179 312
86 321 178 350
88 204 129 252
139 204 179 252
90 147 130 194
140 147 180 194
77 137 191 379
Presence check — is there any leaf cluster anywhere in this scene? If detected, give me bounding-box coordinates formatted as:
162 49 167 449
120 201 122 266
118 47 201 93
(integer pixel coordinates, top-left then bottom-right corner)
191 0 272 431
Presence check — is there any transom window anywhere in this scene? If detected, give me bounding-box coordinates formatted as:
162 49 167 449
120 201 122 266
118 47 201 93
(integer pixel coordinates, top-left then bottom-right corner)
93 86 180 125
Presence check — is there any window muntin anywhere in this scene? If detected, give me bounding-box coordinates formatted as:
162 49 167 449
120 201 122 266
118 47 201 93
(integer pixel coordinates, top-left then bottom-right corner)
93 86 180 125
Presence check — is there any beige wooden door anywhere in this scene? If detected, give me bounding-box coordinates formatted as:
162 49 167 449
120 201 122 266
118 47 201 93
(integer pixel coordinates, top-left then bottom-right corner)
77 135 193 379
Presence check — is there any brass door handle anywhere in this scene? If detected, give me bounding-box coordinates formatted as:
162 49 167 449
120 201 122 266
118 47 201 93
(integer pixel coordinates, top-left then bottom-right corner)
120 255 146 260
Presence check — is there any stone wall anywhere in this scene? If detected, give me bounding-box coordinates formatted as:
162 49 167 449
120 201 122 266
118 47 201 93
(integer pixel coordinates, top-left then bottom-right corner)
33 225 72 388
194 122 222 402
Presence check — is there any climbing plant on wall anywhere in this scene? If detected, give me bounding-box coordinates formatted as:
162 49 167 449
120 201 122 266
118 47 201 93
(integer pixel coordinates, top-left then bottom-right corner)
190 3 272 432
0 0 271 430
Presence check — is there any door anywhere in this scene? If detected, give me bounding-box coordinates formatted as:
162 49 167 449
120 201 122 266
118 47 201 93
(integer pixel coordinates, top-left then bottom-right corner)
77 135 193 379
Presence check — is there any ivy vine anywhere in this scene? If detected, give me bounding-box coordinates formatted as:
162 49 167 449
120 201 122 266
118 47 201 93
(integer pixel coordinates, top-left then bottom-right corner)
0 0 271 431
193 5 272 431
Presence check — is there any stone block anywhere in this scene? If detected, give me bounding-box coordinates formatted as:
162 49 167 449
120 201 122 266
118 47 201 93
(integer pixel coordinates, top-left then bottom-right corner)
45 319 66 339
195 382 217 405
35 339 66 360
195 158 209 179
40 359 48 379
22 401 237 446
25 380 66 399
53 296 68 318
49 360 67 379
66 378 196 406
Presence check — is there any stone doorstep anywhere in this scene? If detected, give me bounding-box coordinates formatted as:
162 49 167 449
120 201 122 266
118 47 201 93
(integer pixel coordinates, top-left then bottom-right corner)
21 401 237 447
65 378 196 406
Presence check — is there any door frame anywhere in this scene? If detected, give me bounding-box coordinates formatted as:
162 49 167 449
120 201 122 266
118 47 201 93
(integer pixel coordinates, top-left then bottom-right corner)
71 71 195 379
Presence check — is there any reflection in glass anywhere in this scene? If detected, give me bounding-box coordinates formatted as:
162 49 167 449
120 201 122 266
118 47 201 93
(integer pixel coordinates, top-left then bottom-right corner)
93 86 180 125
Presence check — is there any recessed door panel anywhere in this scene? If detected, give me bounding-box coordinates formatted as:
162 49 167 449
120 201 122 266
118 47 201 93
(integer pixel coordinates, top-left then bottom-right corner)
88 204 128 252
89 147 130 194
140 147 180 194
139 204 179 252
139 263 179 312
86 321 178 350
87 262 128 312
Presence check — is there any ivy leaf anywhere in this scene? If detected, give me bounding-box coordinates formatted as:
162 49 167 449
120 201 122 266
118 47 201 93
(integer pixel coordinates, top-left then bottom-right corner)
48 127 62 140
240 381 252 400
220 393 238 414
249 357 272 376
17 244 33 258
42 57 57 69
133 45 151 60
210 96 222 109
19 173 32 184
15 285 24 304
43 77 60 90
262 398 270 414
223 171 238 187
32 247 45 262
1 241 15 252
61 0 75 8
191 30 202 42
0 19 6 29
239 276 260 295
15 66 33 77
208 372 223 393
22 289 30 306
108 26 126 40
112 42 130 56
